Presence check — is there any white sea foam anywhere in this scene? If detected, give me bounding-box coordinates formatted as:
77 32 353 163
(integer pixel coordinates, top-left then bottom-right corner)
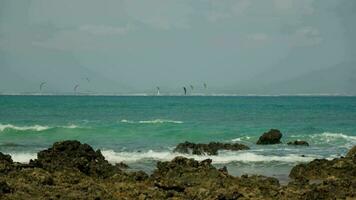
139 119 183 124
288 132 356 149
101 150 316 164
0 123 81 132
0 124 50 132
231 136 251 142
61 124 80 129
7 152 37 163
120 119 183 124
317 132 356 141
120 119 135 124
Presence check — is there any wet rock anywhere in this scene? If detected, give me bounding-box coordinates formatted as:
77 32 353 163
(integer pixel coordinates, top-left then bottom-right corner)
346 145 356 157
173 141 249 155
287 140 309 146
256 129 283 145
29 140 119 178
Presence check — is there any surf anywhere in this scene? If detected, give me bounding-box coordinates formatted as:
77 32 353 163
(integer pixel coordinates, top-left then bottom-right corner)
120 119 183 124
0 123 80 132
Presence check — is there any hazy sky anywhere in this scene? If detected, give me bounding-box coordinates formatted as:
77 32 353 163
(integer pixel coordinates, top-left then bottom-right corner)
0 0 355 94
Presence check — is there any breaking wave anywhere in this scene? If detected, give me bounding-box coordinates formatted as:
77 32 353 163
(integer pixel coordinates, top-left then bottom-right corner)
0 124 80 132
6 152 37 163
120 119 183 124
101 150 317 164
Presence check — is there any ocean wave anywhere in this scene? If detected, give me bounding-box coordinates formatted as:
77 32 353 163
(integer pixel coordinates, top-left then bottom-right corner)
315 132 356 141
101 150 316 164
6 152 37 163
120 119 183 124
0 124 80 132
289 132 356 148
231 136 251 142
295 132 356 143
0 124 50 132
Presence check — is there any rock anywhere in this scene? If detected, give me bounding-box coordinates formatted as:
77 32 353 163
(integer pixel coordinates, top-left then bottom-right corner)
0 180 12 194
2 140 356 199
0 152 14 174
346 145 356 157
289 157 356 180
29 140 120 178
287 140 309 146
115 162 129 169
256 129 283 145
173 141 249 155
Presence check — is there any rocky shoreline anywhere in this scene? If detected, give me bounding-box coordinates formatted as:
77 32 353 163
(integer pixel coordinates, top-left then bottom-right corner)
1 139 355 199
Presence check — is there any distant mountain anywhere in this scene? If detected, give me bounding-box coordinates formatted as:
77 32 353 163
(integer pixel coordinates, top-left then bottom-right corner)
0 49 132 94
259 62 356 95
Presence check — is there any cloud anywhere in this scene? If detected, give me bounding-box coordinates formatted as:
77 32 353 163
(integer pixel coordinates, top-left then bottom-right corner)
79 24 134 36
247 33 269 41
123 0 193 30
289 26 323 47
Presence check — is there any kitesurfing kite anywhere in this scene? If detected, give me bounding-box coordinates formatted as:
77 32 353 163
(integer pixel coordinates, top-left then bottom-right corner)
40 82 47 91
183 87 187 95
74 84 80 93
203 83 207 89
190 85 194 90
156 87 160 96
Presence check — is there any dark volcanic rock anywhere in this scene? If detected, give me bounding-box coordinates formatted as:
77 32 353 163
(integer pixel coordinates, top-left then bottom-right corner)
289 157 356 180
173 141 249 155
287 140 309 146
0 152 14 174
2 141 356 199
256 129 283 145
29 140 119 178
281 178 356 200
0 180 12 194
347 145 356 158
151 156 281 199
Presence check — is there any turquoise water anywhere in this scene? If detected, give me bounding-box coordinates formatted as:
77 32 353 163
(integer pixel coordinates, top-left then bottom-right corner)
1 96 356 181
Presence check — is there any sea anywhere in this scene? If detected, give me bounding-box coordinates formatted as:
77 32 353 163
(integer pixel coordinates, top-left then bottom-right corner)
1 95 356 183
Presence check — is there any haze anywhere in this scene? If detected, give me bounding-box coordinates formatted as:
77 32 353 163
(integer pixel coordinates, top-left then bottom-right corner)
0 0 355 94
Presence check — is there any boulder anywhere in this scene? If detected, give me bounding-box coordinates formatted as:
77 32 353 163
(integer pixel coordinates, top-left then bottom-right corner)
256 129 283 145
289 157 356 180
0 180 12 194
29 140 120 178
0 152 14 174
287 140 309 146
151 156 281 199
346 145 356 158
173 141 249 155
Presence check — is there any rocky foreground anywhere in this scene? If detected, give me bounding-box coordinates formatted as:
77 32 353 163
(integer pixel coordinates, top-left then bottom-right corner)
1 141 356 200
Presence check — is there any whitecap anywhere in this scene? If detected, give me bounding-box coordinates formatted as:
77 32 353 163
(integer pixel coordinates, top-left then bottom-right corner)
120 119 183 124
120 119 135 124
231 136 251 142
138 119 183 124
60 124 80 129
101 150 317 164
0 123 81 132
0 124 50 132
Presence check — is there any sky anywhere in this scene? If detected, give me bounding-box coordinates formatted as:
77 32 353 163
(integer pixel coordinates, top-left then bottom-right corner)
0 0 355 94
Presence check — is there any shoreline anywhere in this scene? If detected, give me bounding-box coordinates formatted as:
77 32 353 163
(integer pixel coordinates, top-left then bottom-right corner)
1 140 355 199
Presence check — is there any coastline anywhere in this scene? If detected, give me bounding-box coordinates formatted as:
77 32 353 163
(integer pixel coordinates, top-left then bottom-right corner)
1 140 355 199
